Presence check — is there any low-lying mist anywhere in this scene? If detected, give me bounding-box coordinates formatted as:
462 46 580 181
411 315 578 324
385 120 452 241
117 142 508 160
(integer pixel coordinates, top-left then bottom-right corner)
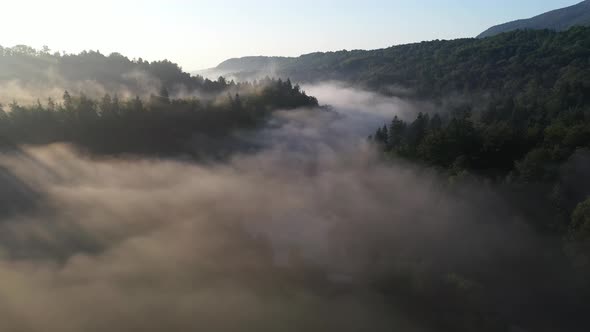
0 70 222 106
0 70 159 105
0 83 583 332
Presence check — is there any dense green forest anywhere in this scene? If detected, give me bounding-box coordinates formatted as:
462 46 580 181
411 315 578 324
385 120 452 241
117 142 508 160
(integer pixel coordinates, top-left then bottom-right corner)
365 29 590 316
214 27 590 98
369 117 590 331
368 27 590 210
0 78 318 156
371 107 590 231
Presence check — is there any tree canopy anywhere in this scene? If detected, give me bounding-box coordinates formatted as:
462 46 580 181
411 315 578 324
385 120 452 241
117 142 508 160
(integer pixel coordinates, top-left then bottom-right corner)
0 78 318 157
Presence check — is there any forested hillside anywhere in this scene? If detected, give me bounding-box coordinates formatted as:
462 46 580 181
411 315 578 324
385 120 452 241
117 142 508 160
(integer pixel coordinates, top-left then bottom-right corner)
365 28 590 297
0 78 318 156
0 45 229 100
368 27 590 176
0 45 321 157
211 27 590 99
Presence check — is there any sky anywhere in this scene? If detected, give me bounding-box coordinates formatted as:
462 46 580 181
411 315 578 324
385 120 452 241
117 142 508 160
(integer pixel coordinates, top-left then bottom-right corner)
0 0 582 70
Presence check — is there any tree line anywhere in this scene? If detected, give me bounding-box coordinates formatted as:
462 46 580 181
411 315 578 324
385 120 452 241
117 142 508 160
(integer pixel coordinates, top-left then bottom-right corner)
0 45 227 96
0 78 318 156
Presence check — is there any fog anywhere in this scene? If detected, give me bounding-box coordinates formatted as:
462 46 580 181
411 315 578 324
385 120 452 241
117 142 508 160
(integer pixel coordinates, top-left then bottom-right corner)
0 83 579 331
0 69 218 106
0 70 156 106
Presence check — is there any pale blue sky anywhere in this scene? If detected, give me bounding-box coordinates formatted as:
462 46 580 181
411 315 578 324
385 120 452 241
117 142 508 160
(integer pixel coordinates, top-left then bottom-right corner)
1 0 581 70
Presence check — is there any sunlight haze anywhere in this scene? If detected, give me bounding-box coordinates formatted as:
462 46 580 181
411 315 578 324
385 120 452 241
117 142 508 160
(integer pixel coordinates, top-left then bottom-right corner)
2 0 581 70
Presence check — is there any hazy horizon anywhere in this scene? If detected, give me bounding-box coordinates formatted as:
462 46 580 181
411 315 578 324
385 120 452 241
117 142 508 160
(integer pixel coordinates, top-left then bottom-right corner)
1 0 581 70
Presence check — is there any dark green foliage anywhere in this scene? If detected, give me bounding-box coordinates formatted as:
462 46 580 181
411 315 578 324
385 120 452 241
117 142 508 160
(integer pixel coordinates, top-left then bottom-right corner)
367 27 590 237
373 108 590 181
365 29 590 306
367 27 590 184
219 27 590 104
0 79 318 156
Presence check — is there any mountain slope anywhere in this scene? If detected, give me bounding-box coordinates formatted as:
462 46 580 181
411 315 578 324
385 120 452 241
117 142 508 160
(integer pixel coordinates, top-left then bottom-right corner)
196 56 294 81
478 0 590 38
209 27 590 100
0 46 229 104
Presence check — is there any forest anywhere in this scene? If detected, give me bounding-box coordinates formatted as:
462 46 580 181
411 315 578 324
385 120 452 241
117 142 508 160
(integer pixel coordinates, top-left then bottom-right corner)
367 29 590 326
0 25 589 332
0 44 229 98
215 27 590 100
0 78 318 156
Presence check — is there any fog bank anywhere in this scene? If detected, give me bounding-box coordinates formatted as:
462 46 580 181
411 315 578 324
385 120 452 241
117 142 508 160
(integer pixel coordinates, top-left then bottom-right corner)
0 83 580 332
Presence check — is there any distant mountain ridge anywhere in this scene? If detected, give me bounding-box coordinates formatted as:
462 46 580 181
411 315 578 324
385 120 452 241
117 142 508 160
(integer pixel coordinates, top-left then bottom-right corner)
203 27 590 101
217 56 292 71
478 0 590 38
